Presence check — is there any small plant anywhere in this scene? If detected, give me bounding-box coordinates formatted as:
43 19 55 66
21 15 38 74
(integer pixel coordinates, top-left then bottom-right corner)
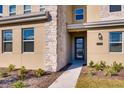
99 61 106 71
89 60 94 68
94 63 101 71
0 71 8 78
112 61 123 72
8 64 15 72
18 66 27 80
13 81 25 88
104 67 117 77
88 68 96 77
35 68 45 78
94 61 106 71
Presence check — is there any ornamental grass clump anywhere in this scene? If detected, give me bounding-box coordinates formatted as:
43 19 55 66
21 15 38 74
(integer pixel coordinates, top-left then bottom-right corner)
13 80 25 88
89 60 94 68
35 68 45 78
18 66 27 80
8 64 16 72
111 61 123 72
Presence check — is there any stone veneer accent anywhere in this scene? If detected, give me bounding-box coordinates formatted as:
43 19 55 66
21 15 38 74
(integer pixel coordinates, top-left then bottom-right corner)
100 5 124 20
44 6 58 72
43 5 70 72
57 6 70 71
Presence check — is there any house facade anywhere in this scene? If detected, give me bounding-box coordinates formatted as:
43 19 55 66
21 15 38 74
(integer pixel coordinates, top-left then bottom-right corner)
0 5 124 72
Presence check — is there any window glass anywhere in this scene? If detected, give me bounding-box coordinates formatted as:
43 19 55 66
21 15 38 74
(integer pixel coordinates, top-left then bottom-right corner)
22 28 34 52
2 30 12 52
23 29 34 40
9 5 16 16
110 5 121 12
74 8 84 20
109 32 122 52
110 43 122 52
40 5 45 12
0 5 3 13
110 32 122 42
24 5 31 14
3 30 12 41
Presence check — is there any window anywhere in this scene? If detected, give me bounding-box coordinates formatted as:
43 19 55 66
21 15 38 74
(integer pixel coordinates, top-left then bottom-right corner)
74 8 84 20
22 28 34 52
109 5 121 12
24 5 31 14
9 5 16 16
0 5 3 14
40 5 45 12
109 32 122 52
2 30 12 52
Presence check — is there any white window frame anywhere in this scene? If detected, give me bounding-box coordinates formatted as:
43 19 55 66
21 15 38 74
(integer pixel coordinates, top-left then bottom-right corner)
2 30 13 53
74 8 84 21
22 28 34 53
9 5 16 16
24 5 32 14
109 32 124 53
40 5 45 13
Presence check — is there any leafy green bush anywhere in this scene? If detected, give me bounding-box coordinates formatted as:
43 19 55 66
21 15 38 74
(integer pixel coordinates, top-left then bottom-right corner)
13 81 25 88
99 61 106 71
112 61 123 72
89 60 94 68
94 61 106 71
18 66 27 80
0 71 8 78
8 64 15 72
104 67 117 77
94 63 101 71
88 68 96 77
35 68 45 78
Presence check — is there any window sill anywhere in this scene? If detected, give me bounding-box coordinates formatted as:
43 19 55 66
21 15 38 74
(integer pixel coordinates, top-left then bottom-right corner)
109 52 123 54
2 52 13 54
22 52 35 54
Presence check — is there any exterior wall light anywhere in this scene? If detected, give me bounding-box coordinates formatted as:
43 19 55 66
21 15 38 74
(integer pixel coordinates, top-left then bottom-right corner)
98 33 103 40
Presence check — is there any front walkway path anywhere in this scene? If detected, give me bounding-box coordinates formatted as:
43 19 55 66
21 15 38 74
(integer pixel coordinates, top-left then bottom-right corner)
49 62 83 88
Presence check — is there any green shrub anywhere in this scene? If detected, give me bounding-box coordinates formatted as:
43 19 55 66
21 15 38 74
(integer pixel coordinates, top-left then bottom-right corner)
88 68 96 77
104 67 117 77
8 64 15 72
94 61 106 71
99 61 106 71
13 81 25 88
94 63 101 71
35 68 45 78
89 60 94 68
112 61 123 72
18 66 26 80
0 71 8 78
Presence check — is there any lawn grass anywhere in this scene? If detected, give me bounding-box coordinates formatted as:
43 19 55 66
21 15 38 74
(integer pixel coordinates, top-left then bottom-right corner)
76 75 124 88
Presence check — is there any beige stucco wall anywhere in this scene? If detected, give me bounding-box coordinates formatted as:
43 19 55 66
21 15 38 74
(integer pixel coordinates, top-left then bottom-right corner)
87 5 101 22
0 22 45 69
87 27 124 65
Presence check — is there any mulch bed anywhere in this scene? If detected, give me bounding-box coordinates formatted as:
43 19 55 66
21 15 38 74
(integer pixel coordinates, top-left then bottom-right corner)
0 63 71 88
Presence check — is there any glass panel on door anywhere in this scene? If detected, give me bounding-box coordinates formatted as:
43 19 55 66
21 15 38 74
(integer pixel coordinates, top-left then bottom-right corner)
75 37 84 60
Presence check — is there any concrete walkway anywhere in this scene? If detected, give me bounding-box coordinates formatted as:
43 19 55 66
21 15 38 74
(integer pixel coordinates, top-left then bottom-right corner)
49 62 83 88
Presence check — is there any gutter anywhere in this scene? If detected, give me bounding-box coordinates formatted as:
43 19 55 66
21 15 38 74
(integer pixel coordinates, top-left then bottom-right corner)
0 11 48 25
67 19 124 29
